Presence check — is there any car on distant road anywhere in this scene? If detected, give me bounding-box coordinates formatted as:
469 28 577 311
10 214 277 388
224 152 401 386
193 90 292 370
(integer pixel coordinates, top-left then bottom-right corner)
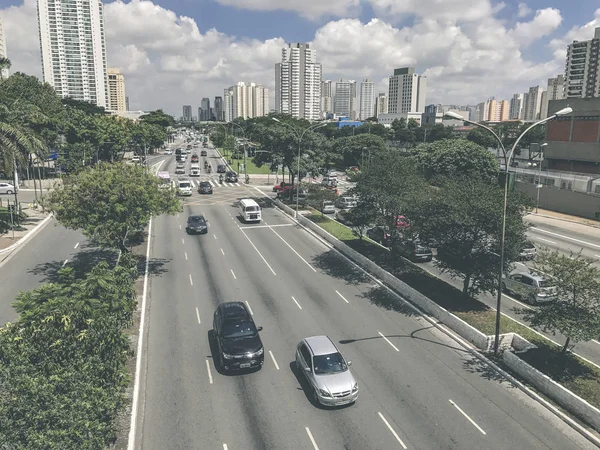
177 180 193 196
391 238 433 262
502 271 557 305
131 156 141 164
225 171 238 183
295 335 358 407
190 165 201 177
191 154 199 163
164 149 173 155
366 226 392 246
321 201 335 214
186 214 208 234
0 182 15 195
217 164 226 173
212 302 264 371
175 163 186 174
519 241 537 260
200 150 207 156
198 181 213 194
335 196 356 210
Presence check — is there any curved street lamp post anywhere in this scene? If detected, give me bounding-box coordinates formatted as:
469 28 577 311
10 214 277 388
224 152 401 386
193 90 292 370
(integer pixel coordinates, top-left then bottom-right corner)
272 118 328 217
444 107 573 354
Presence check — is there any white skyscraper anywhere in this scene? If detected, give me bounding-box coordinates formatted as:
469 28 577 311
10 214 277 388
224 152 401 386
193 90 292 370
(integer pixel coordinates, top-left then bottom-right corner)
321 80 333 117
359 79 375 120
522 85 543 121
375 93 388 118
388 67 426 114
509 93 524 120
0 14 8 79
334 80 357 119
223 82 269 122
37 0 108 107
275 43 322 121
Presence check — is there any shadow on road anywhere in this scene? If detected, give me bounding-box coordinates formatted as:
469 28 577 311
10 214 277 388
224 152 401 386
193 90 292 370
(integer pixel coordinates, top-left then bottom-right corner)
462 355 509 383
360 285 419 317
312 249 370 285
29 248 117 283
287 361 352 410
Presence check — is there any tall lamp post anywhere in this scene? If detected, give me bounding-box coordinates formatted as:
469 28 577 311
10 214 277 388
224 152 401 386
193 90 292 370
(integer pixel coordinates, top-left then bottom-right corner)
444 107 573 354
272 118 327 217
535 143 548 213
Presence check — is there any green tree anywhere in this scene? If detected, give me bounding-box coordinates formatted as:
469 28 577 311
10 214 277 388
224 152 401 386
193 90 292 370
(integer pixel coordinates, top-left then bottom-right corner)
332 134 387 168
46 162 181 252
306 184 337 213
62 97 106 115
416 124 454 143
467 127 498 149
413 138 500 183
0 57 11 80
406 177 530 296
140 109 175 129
516 251 600 355
344 200 378 239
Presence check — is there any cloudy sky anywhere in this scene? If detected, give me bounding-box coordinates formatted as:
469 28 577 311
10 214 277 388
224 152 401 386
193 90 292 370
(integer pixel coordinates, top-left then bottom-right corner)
1 0 600 117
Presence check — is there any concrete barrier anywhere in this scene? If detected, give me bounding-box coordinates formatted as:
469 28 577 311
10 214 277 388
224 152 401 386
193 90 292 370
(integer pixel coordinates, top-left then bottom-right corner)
504 350 600 431
274 199 489 350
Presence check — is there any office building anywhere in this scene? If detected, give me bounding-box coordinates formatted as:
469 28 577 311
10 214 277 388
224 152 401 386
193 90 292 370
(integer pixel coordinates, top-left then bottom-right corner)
509 93 524 120
183 105 192 122
223 82 269 122
0 14 8 79
214 96 223 121
388 67 426 114
375 93 388 118
359 79 375 120
321 80 333 117
564 27 600 99
334 79 357 120
540 75 566 119
199 98 210 121
275 43 322 121
125 96 130 111
522 86 543 120
37 0 108 107
107 68 126 112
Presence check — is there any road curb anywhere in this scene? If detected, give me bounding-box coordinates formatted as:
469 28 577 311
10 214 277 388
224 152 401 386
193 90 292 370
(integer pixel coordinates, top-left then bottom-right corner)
528 212 600 230
0 213 54 262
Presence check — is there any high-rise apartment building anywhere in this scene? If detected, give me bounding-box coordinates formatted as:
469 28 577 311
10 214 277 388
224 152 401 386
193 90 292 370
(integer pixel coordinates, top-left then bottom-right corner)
200 98 211 121
125 96 130 111
107 68 126 112
0 14 8 79
522 86 543 120
388 67 426 114
359 79 375 120
540 75 566 119
334 79 357 119
509 93 524 120
37 0 108 107
564 27 600 98
214 96 223 122
275 43 322 121
183 105 192 122
375 93 388 118
223 82 269 122
321 80 333 117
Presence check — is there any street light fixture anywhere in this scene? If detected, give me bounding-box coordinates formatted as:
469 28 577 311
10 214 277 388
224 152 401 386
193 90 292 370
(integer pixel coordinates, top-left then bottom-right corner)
444 106 573 354
536 143 548 214
272 117 328 217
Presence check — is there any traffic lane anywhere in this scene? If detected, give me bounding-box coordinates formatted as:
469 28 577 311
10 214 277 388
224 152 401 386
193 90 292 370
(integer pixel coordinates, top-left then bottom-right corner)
527 229 600 263
526 215 600 242
205 205 417 450
185 204 353 450
0 220 99 324
249 208 594 449
140 213 221 450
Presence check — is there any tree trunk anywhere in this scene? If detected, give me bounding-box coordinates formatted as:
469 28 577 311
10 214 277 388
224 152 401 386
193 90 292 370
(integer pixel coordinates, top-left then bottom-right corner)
561 337 571 355
462 274 471 296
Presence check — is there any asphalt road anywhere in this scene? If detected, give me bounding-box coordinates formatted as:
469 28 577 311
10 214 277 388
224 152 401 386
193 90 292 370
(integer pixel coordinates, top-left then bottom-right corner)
138 181 594 449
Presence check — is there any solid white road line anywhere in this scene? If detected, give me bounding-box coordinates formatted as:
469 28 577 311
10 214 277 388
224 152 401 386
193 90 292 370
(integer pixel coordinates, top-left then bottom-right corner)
335 290 350 304
223 444 228 450
245 301 254 316
270 227 317 272
449 399 486 435
377 412 408 449
74 242 79 249
240 229 277 275
62 259 68 267
231 269 237 280
534 228 600 248
292 296 303 309
206 360 214 384
207 221 211 228
179 224 182 230
269 350 280 370
195 307 201 324
305 427 320 450
536 237 557 244
127 218 153 450
185 252 188 261
189 274 193 286
378 331 400 352
240 224 294 229
220 248 225 256
214 234 218 240
182 238 185 245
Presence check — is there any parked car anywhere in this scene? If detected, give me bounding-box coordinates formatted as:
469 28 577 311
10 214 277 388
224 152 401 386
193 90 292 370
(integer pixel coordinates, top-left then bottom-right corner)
213 302 264 371
186 214 208 234
198 181 213 194
292 193 308 207
519 241 537 260
131 156 141 164
366 226 392 246
273 181 294 192
295 335 358 407
335 196 356 210
0 182 15 195
225 171 238 183
502 271 557 305
391 238 433 262
321 201 336 214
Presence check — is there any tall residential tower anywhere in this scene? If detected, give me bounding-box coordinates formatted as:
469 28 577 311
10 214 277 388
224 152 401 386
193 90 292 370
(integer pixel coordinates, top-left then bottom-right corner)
0 14 8 79
359 79 375 120
388 67 426 114
37 0 108 107
107 68 126 112
564 27 600 98
334 79 357 119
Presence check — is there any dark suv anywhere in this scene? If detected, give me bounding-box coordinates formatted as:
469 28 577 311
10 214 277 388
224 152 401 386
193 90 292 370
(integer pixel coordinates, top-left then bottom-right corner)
212 302 264 371
217 164 227 173
225 171 238 182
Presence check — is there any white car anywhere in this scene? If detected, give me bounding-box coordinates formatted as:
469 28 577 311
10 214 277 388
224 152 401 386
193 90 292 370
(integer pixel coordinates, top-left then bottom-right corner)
322 201 336 214
0 182 15 195
177 180 193 196
164 149 173 155
131 156 141 164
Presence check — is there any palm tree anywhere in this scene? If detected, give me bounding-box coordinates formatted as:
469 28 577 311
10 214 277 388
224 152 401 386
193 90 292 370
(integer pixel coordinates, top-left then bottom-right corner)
0 57 11 81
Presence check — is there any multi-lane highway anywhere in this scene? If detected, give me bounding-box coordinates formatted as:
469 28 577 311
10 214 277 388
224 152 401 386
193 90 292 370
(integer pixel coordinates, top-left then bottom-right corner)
134 143 594 449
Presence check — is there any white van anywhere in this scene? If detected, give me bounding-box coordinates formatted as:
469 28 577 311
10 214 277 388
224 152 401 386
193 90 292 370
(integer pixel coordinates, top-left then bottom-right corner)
177 180 193 196
190 164 201 177
239 198 261 223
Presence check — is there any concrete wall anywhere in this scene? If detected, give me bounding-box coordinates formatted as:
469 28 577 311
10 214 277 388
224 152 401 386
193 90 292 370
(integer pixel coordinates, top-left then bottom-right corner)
504 351 600 431
516 181 600 220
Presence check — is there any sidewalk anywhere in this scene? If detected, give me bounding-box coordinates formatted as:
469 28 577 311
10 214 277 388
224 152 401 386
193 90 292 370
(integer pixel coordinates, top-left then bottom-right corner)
0 206 51 253
528 208 600 229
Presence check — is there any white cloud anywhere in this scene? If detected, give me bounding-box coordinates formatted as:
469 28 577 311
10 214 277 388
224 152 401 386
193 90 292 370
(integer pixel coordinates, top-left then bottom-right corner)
215 0 361 21
517 3 533 18
549 8 600 61
367 0 496 22
0 0 591 116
